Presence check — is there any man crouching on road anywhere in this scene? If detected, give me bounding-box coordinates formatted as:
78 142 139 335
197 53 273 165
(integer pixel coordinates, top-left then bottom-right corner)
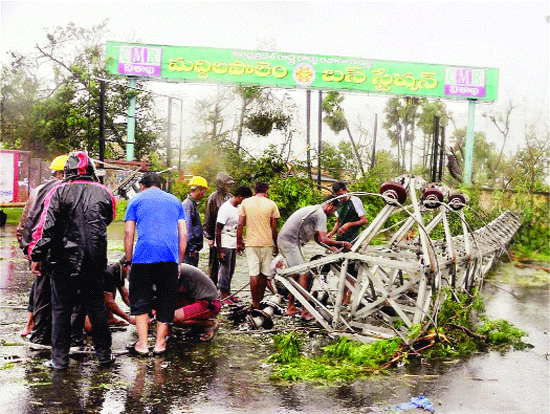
173 264 222 342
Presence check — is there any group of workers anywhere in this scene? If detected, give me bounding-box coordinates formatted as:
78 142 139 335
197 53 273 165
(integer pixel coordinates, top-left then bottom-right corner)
180 173 367 321
17 151 367 371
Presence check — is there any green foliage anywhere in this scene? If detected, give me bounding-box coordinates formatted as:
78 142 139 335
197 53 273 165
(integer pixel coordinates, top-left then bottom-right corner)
268 333 403 383
2 207 24 225
509 193 549 259
1 22 162 160
476 318 531 350
268 287 532 383
322 336 402 368
170 179 190 202
245 111 290 136
268 332 304 363
268 175 321 223
322 91 347 133
458 185 549 261
114 199 128 222
319 141 357 180
368 150 402 182
436 288 485 327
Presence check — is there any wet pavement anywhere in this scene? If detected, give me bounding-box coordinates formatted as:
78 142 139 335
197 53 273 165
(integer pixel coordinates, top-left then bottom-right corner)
0 223 548 414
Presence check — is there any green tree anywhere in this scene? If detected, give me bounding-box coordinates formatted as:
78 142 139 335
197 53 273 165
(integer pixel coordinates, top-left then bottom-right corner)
418 99 453 172
185 86 298 184
382 96 426 173
482 101 515 183
0 65 43 152
322 91 365 177
447 128 498 186
234 84 263 153
1 21 161 160
508 126 550 192
318 140 358 180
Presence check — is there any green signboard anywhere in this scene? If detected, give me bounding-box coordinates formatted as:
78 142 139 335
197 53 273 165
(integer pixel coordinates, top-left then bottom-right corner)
106 41 498 101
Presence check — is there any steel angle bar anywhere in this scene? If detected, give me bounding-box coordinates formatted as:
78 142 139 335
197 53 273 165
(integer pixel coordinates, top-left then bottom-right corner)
353 271 424 320
276 252 349 277
389 215 417 246
369 274 414 326
274 275 334 331
339 253 425 272
353 204 397 252
423 210 445 235
347 322 396 339
351 264 378 316
333 258 352 328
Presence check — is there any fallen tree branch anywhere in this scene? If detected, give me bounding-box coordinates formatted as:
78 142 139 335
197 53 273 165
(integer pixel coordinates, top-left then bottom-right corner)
449 323 487 341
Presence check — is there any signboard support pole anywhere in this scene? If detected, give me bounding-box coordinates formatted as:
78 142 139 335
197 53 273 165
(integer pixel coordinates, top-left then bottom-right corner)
463 99 476 186
317 90 322 189
167 97 173 189
126 77 137 162
306 89 312 181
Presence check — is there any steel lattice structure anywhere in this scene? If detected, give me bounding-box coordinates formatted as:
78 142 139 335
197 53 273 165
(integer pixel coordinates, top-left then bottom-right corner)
274 176 521 343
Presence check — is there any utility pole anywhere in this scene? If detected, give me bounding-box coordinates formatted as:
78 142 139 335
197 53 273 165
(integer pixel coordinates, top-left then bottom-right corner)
317 90 322 189
167 97 173 190
463 99 477 186
371 113 377 170
126 77 137 161
306 89 312 181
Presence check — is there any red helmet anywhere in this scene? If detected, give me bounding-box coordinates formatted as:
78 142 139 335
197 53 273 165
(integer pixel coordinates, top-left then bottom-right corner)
64 151 97 178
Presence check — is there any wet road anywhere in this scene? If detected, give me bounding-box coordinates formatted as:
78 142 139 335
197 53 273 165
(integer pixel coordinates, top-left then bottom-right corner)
0 223 548 414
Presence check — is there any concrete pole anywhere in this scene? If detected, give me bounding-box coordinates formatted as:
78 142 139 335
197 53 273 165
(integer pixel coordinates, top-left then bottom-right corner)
306 89 312 181
463 99 477 186
126 77 137 161
317 90 322 189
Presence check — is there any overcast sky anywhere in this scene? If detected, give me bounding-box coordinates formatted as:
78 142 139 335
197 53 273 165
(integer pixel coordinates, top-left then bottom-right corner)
1 1 549 157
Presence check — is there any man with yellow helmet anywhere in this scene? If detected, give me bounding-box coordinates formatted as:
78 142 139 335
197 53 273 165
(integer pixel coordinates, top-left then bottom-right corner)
182 176 208 267
17 154 68 342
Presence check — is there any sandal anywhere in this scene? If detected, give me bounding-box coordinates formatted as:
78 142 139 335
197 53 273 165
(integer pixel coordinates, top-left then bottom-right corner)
152 348 167 356
222 297 237 306
127 342 150 357
199 320 219 342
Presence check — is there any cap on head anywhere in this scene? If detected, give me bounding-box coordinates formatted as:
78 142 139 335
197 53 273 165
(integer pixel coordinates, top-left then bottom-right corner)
215 172 235 187
64 151 96 177
49 155 69 171
189 176 208 188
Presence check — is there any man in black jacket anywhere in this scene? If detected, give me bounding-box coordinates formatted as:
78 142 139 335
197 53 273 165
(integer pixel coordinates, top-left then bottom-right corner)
16 154 67 342
29 151 115 370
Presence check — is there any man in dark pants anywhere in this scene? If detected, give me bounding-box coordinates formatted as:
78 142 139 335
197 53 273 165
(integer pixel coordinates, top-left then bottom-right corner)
125 172 187 356
16 154 67 343
203 172 234 285
328 181 367 304
29 151 116 370
182 176 208 267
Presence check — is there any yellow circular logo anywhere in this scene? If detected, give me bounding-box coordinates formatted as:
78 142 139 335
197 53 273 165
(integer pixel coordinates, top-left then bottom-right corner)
293 63 316 86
